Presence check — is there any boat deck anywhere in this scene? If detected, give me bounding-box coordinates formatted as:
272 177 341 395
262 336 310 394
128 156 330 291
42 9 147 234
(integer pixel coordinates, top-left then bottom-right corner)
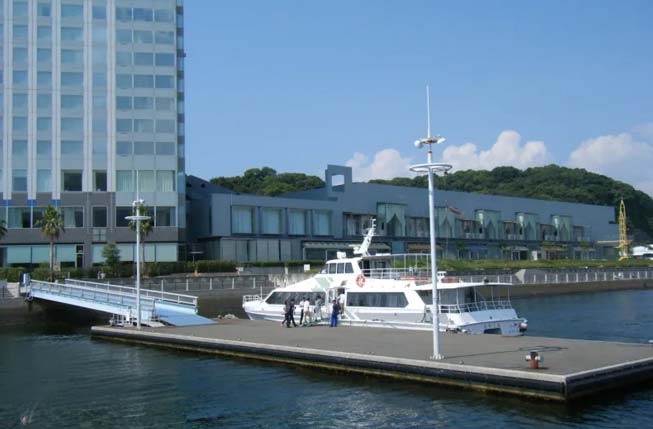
92 320 653 401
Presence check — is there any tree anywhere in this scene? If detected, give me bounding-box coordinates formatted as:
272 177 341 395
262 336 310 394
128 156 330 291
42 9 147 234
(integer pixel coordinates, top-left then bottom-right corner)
36 206 65 281
129 205 153 275
101 243 121 277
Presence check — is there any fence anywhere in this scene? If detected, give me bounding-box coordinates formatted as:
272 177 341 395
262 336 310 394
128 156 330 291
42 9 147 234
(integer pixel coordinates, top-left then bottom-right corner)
99 275 276 294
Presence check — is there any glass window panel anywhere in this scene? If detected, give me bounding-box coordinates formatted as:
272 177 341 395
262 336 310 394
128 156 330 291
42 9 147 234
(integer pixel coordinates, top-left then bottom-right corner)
37 117 52 132
155 31 174 44
133 119 153 133
37 26 52 41
12 140 27 157
93 207 107 227
62 170 82 191
92 5 106 20
8 208 30 228
37 2 51 17
116 207 131 227
155 141 175 155
61 71 83 87
12 169 27 192
37 48 52 64
13 25 27 40
61 118 83 132
37 71 52 87
37 169 51 192
13 47 27 63
92 116 106 132
138 170 154 192
61 94 83 109
155 75 174 88
61 49 83 64
12 93 27 109
13 1 28 17
155 97 174 111
154 9 173 23
116 171 133 191
134 74 154 88
93 95 106 108
116 96 132 110
116 141 132 156
155 207 175 227
116 7 132 22
37 94 52 110
92 46 107 63
116 29 132 44
116 74 132 89
156 170 174 192
116 119 132 133
13 71 28 85
313 211 331 236
12 117 27 132
156 119 175 133
289 210 307 235
116 51 131 66
61 4 83 18
62 207 83 227
134 52 153 66
133 8 152 22
134 141 153 155
155 53 174 66
61 140 82 155
133 30 153 44
93 72 107 88
93 170 107 191
156 243 177 262
92 139 106 155
232 207 254 234
37 140 51 158
61 27 83 42
261 208 282 234
134 96 153 110
33 208 44 228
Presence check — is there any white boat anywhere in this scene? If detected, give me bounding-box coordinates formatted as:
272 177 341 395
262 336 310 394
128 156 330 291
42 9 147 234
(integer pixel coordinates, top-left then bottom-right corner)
243 222 527 336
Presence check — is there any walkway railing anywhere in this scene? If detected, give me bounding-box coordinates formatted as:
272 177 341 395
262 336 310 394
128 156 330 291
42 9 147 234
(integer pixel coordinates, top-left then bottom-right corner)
64 279 197 306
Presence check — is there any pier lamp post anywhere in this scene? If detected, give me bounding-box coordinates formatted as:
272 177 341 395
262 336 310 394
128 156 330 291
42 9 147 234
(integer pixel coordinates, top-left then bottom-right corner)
126 198 151 329
409 86 452 360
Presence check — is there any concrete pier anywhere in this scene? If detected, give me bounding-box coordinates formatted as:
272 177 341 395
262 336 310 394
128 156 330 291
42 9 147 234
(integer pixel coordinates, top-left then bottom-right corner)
91 320 653 401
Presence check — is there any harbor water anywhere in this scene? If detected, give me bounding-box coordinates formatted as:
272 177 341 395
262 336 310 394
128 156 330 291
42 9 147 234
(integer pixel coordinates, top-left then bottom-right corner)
2 289 653 428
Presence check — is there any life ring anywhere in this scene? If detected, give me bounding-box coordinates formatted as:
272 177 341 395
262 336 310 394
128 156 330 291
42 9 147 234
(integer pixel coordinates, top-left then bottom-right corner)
355 274 366 287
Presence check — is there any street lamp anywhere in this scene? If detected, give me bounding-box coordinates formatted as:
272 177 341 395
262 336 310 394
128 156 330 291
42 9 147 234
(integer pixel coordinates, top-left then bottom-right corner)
409 86 452 360
126 198 151 329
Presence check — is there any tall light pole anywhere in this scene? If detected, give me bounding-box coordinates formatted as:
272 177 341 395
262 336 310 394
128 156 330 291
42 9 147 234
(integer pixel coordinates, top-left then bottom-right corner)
126 198 150 329
409 85 452 360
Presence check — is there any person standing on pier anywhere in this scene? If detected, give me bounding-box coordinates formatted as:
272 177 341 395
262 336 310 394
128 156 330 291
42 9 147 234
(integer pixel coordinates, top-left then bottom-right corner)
302 298 312 326
299 297 306 325
286 299 297 328
314 296 323 321
330 299 340 327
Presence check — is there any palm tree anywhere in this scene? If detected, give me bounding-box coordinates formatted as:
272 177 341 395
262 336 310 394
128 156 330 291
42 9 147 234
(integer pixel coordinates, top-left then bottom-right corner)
37 206 65 281
129 205 153 275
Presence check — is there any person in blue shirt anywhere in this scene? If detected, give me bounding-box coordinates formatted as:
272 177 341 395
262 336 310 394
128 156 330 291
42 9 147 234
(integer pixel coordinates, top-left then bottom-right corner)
330 299 340 327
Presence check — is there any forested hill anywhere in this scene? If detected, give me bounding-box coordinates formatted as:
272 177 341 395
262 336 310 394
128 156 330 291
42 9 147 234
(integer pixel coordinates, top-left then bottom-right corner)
370 165 653 240
210 167 324 196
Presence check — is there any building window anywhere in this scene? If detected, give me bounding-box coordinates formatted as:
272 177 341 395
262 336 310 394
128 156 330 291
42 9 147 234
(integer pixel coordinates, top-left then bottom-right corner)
12 117 27 132
61 95 83 110
37 94 52 110
155 53 174 66
155 75 174 89
116 7 132 22
232 206 255 234
8 207 30 229
37 117 52 132
116 29 132 44
13 26 28 41
313 211 331 236
155 207 175 227
92 5 106 20
37 26 52 41
37 72 52 88
155 142 175 155
156 170 175 192
133 30 153 44
116 74 132 89
133 119 153 132
155 9 173 23
61 27 83 42
37 2 51 17
115 206 131 227
116 141 132 156
13 71 28 86
92 206 107 228
155 97 174 111
13 93 28 110
134 52 153 66
32 208 44 228
134 96 153 110
155 31 174 44
62 170 82 191
37 48 51 65
138 171 155 192
288 210 307 235
116 119 132 133
12 140 27 158
94 170 107 192
61 140 83 155
61 72 83 87
133 8 153 22
61 4 83 19
37 140 51 158
116 170 133 192
62 207 83 228
92 140 107 155
133 74 154 88
156 120 175 133
37 169 51 192
134 141 154 155
12 169 27 192
116 96 132 111
261 208 283 235
116 51 131 66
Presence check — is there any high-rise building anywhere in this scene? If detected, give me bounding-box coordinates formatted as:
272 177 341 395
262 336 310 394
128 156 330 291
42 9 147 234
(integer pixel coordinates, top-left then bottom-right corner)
0 0 185 268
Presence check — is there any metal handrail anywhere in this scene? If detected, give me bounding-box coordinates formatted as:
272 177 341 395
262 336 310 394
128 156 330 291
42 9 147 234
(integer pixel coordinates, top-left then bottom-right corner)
64 278 197 306
439 299 513 314
242 294 261 304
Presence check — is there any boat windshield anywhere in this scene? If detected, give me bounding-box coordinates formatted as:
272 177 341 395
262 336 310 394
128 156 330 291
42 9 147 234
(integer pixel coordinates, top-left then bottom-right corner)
265 291 326 305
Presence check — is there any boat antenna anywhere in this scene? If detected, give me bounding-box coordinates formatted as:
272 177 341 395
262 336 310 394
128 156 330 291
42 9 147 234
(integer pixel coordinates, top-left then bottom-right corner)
353 219 376 256
426 85 431 138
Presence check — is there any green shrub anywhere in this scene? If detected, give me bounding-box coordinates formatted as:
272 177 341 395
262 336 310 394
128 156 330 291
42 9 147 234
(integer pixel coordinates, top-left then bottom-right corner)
193 259 236 273
0 267 25 282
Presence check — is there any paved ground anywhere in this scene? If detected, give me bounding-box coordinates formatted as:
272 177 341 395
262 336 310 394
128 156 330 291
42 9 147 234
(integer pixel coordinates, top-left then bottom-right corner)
133 319 653 376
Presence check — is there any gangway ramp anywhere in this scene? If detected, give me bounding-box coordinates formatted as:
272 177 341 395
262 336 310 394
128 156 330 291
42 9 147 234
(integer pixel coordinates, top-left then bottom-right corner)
26 279 215 327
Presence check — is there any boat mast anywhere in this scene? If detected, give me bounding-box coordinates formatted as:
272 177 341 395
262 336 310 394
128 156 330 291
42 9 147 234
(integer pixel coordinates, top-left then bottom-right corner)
353 219 376 257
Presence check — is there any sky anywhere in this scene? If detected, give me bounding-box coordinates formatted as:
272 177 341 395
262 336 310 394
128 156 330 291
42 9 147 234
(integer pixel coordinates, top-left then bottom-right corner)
184 1 653 195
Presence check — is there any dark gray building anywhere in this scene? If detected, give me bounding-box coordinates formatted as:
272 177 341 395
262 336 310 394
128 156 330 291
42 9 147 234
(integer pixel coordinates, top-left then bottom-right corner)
186 165 619 263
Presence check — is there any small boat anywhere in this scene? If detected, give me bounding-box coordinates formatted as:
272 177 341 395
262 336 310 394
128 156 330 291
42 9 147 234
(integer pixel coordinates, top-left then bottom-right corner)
243 222 527 336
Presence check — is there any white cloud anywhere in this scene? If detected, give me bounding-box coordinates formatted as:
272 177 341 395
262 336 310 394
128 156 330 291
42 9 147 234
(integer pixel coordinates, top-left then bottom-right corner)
345 149 415 181
633 122 653 140
440 130 549 171
568 132 653 196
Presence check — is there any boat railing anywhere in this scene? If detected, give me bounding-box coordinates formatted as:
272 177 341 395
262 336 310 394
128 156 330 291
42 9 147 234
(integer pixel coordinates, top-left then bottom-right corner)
439 299 513 314
243 294 262 304
363 268 516 284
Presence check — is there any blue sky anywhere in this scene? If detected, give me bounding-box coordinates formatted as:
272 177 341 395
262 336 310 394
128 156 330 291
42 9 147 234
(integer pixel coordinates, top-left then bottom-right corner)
184 1 653 194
